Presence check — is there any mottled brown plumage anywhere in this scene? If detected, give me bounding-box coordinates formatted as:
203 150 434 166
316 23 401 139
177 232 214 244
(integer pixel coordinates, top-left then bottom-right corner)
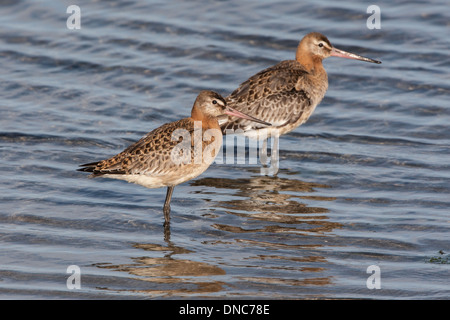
78 90 270 223
222 32 381 138
80 118 217 180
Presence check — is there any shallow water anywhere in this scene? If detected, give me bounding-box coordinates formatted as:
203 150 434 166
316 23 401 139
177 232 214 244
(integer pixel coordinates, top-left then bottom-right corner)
0 0 449 299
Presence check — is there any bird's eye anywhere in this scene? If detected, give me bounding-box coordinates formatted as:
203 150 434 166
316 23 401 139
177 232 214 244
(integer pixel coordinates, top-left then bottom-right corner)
318 43 324 48
212 100 217 104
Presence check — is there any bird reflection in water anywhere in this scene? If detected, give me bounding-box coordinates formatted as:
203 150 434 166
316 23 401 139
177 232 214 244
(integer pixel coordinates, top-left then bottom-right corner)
94 172 341 297
94 242 227 297
190 169 340 236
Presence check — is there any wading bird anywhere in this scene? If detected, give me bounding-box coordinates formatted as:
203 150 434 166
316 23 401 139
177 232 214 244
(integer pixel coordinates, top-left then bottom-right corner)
221 32 381 173
78 90 270 229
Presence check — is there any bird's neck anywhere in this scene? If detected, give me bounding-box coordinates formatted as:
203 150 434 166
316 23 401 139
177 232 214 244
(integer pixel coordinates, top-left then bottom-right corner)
295 49 324 74
191 107 220 130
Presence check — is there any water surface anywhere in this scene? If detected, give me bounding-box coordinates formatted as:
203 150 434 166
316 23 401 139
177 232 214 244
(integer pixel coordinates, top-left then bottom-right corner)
0 0 449 299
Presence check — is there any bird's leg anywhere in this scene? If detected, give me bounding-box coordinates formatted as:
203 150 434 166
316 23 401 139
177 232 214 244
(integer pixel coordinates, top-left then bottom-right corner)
163 186 174 227
269 134 279 176
259 138 268 167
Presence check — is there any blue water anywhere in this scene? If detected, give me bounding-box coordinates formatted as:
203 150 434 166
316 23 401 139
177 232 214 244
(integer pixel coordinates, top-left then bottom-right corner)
0 0 449 299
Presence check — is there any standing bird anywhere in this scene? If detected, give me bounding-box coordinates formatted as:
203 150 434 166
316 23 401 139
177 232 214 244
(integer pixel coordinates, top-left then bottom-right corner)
78 90 270 228
222 32 381 138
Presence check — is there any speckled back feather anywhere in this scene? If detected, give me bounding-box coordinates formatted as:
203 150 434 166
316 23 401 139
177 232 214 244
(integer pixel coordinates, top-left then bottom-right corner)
78 118 221 177
222 60 314 133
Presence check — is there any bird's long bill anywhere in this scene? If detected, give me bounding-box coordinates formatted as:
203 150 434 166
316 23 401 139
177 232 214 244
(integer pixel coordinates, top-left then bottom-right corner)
331 47 381 64
225 106 271 126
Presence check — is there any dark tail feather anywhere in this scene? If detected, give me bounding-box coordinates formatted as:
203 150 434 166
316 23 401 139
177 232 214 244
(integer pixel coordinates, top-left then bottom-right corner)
77 161 126 176
77 161 100 173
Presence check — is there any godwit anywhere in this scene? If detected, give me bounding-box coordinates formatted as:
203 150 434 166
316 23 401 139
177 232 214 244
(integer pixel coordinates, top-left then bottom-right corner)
222 32 381 138
78 90 270 227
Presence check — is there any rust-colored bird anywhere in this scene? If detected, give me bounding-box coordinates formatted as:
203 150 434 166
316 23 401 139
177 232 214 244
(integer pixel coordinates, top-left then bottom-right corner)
222 32 381 138
78 90 271 226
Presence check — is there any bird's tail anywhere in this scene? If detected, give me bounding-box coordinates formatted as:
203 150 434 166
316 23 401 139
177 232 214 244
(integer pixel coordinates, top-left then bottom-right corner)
77 161 103 176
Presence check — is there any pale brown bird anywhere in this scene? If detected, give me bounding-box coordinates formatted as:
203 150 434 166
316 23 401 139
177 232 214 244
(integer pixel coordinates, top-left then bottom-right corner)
222 32 381 138
78 90 271 225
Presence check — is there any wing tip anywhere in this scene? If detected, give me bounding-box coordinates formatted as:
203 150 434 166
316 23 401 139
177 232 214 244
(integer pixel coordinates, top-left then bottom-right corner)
77 161 127 176
77 161 102 175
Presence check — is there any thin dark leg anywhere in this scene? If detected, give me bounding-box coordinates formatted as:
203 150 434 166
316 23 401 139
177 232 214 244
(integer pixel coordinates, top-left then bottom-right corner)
163 186 174 241
164 186 174 212
259 138 268 167
270 134 279 176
